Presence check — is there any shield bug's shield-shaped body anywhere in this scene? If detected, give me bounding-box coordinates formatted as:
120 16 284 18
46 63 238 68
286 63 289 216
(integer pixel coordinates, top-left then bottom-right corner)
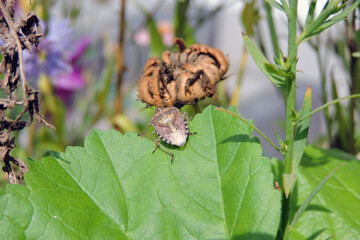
138 107 196 162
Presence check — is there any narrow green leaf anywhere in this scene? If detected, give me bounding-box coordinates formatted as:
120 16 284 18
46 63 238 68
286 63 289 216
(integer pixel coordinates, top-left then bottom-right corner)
289 163 344 230
331 77 349 148
304 0 317 29
291 145 360 239
355 29 360 46
274 130 284 150
279 0 289 13
292 86 312 172
283 173 296 198
298 1 360 44
243 33 286 89
265 0 284 12
146 14 166 57
265 2 280 59
133 0 167 57
270 158 283 191
264 63 292 82
318 1 359 31
195 4 224 28
133 0 166 57
174 0 195 46
0 106 281 239
297 93 360 122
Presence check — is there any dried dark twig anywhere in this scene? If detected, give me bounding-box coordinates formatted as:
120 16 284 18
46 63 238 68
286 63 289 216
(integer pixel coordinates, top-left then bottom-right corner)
0 0 27 102
0 1 54 183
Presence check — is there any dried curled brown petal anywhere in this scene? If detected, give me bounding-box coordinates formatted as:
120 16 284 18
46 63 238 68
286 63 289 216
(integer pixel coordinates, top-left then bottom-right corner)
138 38 229 107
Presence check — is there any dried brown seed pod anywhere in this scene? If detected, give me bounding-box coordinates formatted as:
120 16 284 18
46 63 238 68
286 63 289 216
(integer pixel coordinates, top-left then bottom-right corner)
138 38 229 108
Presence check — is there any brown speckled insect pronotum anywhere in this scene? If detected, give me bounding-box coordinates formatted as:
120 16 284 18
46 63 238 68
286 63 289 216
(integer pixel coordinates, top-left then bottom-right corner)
138 107 196 163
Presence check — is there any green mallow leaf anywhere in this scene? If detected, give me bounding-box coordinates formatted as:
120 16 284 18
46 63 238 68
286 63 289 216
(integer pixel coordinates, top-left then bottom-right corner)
243 33 287 89
0 106 281 240
290 145 360 239
292 86 312 172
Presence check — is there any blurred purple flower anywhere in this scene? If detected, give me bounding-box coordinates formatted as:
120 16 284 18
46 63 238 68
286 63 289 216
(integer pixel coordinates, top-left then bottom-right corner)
53 67 84 105
23 19 90 104
53 37 91 105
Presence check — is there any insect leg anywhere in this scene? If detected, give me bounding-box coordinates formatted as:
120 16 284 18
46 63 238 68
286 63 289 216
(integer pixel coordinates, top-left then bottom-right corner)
185 70 204 93
181 112 195 121
151 131 175 163
198 71 210 89
152 131 160 153
138 123 153 137
181 112 197 136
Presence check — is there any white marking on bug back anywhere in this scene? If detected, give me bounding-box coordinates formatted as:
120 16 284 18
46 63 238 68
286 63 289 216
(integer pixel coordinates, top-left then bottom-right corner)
158 113 176 131
172 130 187 146
158 112 187 146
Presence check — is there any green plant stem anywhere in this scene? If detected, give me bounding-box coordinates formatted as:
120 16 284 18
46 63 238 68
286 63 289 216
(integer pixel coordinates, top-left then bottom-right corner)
314 45 332 144
297 93 360 122
331 78 349 148
346 14 359 154
229 45 248 107
115 0 126 115
192 104 201 114
283 0 297 181
265 2 280 59
280 0 290 15
282 0 298 239
215 108 284 154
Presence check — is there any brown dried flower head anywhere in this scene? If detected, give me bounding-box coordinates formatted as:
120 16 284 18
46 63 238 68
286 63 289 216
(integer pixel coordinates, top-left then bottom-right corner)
138 38 229 108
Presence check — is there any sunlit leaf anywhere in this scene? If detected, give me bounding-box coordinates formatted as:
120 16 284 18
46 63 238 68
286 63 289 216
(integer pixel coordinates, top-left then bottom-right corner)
243 34 287 89
291 145 360 239
292 86 312 172
290 163 344 229
0 106 281 239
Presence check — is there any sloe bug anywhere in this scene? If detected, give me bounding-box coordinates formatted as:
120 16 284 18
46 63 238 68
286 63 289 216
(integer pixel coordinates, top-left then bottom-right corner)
138 107 196 162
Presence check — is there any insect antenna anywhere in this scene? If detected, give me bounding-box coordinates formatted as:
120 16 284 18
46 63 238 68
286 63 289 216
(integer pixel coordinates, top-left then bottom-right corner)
136 99 154 111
